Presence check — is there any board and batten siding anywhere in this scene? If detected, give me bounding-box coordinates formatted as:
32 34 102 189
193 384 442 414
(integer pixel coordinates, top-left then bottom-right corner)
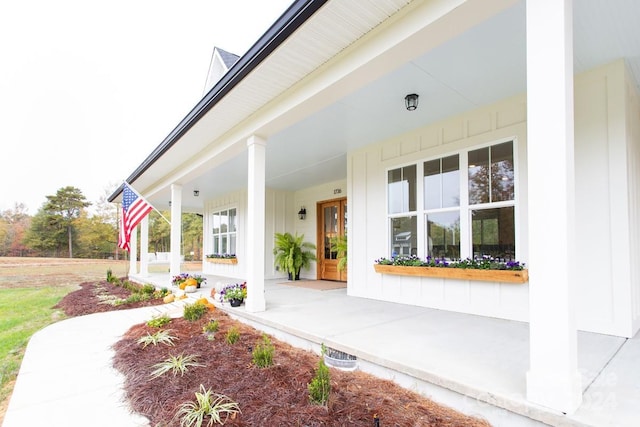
574 60 640 337
348 94 530 322
203 188 296 281
347 60 640 337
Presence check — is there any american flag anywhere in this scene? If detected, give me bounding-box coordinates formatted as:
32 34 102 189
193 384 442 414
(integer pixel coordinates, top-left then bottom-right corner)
118 183 153 251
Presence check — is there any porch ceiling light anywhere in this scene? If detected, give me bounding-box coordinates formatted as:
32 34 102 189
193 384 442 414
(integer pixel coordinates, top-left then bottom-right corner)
405 93 419 111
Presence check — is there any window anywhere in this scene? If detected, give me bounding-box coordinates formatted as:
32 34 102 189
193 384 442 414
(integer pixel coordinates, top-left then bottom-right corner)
388 165 416 256
387 140 516 260
424 155 460 258
471 207 515 259
212 208 236 255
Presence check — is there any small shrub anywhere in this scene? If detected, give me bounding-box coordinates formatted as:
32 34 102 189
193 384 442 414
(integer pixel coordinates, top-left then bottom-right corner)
175 384 240 427
147 314 171 328
183 302 208 321
225 327 240 345
114 293 144 306
252 334 274 368
106 268 116 283
141 284 156 295
308 358 331 405
150 353 203 379
203 320 219 333
137 330 177 348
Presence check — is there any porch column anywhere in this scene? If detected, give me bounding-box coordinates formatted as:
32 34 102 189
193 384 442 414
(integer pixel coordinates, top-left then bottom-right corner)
526 0 582 413
129 225 138 274
245 135 266 312
140 215 150 277
170 184 183 278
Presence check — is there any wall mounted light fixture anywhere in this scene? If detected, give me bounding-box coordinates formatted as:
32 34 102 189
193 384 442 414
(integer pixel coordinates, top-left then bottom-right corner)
405 93 419 111
193 190 200 197
298 207 306 220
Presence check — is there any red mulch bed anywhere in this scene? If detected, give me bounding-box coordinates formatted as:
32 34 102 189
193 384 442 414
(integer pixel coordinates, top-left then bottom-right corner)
54 279 166 316
58 281 492 426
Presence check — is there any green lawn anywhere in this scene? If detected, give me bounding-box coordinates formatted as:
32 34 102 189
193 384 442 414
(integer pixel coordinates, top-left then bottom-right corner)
0 286 74 403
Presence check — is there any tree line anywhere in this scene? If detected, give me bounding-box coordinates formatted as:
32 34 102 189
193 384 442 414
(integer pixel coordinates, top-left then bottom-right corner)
0 186 203 260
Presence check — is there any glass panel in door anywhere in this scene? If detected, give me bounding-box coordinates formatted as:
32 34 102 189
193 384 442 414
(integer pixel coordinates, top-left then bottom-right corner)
318 198 347 281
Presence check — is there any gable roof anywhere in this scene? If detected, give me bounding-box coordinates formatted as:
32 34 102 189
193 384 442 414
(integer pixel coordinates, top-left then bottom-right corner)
202 47 240 95
216 47 239 69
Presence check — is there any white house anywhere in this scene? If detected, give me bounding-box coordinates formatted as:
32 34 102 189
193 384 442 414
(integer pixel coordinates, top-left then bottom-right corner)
110 0 640 416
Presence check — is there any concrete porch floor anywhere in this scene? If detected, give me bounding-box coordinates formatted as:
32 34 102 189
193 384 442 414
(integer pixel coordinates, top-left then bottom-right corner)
132 271 640 427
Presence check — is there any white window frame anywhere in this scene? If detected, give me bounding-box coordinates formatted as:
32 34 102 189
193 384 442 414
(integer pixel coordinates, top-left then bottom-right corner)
386 137 519 260
211 206 237 256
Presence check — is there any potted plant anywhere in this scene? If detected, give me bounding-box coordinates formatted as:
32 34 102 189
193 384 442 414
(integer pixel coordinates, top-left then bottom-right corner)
330 235 347 272
273 232 317 280
220 282 247 307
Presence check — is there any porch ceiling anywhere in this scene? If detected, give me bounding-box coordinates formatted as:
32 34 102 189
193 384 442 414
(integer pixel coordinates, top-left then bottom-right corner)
133 0 640 212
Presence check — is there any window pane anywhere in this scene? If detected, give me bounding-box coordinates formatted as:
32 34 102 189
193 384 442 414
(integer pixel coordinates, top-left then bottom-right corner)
390 216 417 257
388 165 416 213
213 236 220 254
424 155 459 210
212 213 220 234
228 208 237 232
491 141 514 202
324 206 338 259
424 159 441 210
442 155 459 208
426 211 460 259
220 210 228 233
469 142 514 204
468 147 490 204
471 207 515 259
221 235 228 254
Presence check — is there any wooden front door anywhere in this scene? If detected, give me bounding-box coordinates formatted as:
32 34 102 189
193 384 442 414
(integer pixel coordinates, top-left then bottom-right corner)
317 198 347 281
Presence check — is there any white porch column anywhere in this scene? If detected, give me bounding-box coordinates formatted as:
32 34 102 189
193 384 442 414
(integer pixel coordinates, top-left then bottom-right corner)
245 135 266 312
526 0 582 413
170 184 183 278
129 225 138 275
140 215 150 277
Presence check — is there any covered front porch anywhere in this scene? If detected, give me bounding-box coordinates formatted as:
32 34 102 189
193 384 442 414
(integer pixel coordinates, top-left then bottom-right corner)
131 269 639 427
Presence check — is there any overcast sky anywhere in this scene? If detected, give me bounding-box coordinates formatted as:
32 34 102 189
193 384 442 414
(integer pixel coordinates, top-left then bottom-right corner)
0 0 292 214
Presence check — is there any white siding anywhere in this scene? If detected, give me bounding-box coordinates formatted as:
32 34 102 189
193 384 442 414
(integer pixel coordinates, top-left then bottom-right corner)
349 95 531 322
293 179 348 280
574 60 640 337
203 188 295 280
347 61 639 336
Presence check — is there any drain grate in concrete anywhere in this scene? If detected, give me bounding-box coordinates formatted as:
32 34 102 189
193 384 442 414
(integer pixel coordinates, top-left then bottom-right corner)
323 347 357 370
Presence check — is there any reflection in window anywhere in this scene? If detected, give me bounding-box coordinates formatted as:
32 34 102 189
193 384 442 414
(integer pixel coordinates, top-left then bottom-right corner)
388 165 416 214
426 212 460 259
212 208 237 255
424 155 459 209
390 216 416 257
468 141 514 204
471 207 515 259
324 205 338 259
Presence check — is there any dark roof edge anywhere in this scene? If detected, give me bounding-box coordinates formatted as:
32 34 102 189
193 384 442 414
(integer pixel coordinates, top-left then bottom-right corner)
109 0 328 202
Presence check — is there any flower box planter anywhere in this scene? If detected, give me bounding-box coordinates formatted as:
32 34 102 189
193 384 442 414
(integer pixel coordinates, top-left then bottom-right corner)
373 264 528 284
206 258 238 265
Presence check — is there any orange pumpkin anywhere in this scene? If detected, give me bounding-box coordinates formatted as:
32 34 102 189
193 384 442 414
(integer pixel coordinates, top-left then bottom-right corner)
184 278 197 288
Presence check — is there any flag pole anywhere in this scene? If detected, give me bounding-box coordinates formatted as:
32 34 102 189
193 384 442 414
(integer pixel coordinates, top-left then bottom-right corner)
122 181 171 225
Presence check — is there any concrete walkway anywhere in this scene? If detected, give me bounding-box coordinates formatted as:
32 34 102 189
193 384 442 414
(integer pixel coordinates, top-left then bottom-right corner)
3 275 640 426
2 302 187 427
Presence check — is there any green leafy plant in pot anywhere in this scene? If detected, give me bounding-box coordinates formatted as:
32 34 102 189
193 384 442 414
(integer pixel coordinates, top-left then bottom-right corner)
273 232 316 280
330 235 347 272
